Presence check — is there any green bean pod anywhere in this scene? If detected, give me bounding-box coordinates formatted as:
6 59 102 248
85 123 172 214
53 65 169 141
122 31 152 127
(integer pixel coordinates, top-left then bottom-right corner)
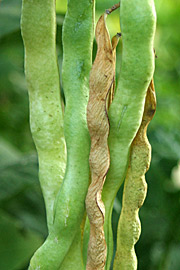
58 2 95 269
21 0 66 230
102 1 156 268
26 0 95 269
114 80 156 269
59 228 83 270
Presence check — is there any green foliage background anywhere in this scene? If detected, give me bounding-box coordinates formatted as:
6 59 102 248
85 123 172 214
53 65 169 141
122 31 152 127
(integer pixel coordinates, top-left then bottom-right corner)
0 0 180 269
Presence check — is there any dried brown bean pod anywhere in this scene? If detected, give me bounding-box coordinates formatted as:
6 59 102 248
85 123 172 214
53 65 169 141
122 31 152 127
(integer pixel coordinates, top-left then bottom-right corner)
86 14 119 270
114 80 156 270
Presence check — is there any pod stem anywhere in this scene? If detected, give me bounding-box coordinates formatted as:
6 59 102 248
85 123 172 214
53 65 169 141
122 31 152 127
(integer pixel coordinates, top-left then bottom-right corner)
106 2 120 15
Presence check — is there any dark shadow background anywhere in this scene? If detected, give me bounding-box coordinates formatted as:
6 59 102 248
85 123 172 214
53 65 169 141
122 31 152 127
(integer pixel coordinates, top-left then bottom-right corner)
0 0 180 269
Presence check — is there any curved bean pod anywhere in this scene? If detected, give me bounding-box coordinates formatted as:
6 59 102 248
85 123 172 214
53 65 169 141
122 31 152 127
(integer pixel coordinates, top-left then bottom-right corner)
114 80 156 269
102 1 156 268
58 1 95 269
85 14 119 270
21 0 66 230
27 0 95 269
82 22 120 270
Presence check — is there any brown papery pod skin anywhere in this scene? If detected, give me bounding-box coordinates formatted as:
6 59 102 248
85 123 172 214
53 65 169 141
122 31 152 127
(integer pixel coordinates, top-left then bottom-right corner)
114 80 156 270
86 14 119 270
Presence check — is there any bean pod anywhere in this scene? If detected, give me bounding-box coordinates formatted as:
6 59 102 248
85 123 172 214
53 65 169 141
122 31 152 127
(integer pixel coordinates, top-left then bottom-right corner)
102 0 156 268
114 80 156 269
22 0 94 269
86 14 119 270
21 0 66 230
58 1 95 269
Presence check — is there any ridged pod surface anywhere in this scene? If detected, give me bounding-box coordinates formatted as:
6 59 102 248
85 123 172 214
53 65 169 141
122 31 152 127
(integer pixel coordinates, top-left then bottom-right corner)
102 1 156 268
114 80 156 270
86 14 119 270
21 0 66 231
22 0 94 269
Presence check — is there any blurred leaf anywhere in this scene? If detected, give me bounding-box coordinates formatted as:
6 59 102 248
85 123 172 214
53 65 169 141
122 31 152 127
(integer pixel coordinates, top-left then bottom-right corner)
0 137 21 167
0 30 34 152
0 153 38 202
0 153 47 236
166 244 180 270
150 128 180 160
0 209 43 270
0 0 22 39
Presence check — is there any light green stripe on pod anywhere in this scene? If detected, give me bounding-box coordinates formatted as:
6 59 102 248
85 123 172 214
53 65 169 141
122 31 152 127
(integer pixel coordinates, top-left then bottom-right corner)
102 0 156 269
27 0 95 269
21 0 66 230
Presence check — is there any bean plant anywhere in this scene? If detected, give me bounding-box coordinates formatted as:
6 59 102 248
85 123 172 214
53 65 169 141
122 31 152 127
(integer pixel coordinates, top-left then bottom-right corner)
21 0 156 269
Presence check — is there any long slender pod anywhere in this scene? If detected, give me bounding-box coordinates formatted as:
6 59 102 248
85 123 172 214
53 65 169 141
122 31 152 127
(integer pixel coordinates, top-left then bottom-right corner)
85 15 119 270
27 0 95 269
114 80 156 269
102 1 156 268
58 1 95 269
21 0 66 230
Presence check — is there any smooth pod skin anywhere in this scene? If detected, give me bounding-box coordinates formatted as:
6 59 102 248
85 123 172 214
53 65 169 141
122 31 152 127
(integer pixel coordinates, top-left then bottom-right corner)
59 227 83 270
59 1 95 269
21 0 66 230
113 80 156 270
102 1 156 268
26 0 95 269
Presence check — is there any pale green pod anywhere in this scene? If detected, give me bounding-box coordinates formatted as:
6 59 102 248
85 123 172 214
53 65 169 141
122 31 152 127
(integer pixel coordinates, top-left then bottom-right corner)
59 228 83 270
58 1 95 269
102 1 156 268
27 0 95 269
21 0 66 230
113 81 156 270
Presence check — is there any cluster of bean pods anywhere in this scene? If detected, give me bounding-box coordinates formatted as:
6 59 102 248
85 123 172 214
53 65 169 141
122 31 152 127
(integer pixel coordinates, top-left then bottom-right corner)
22 0 94 269
21 0 156 269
